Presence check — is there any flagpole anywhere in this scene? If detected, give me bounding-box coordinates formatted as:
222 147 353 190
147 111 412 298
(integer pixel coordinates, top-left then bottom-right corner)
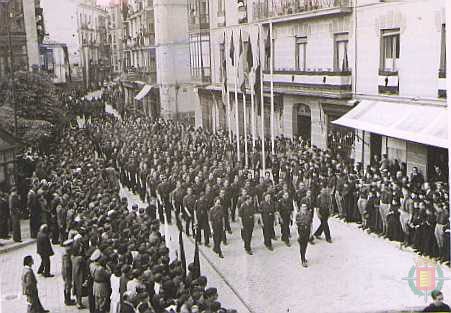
243 92 248 168
251 73 256 154
234 42 240 164
227 86 232 143
270 21 275 155
259 24 265 173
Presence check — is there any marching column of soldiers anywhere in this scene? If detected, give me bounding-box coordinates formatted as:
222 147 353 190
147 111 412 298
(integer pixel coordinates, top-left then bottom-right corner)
87 116 334 268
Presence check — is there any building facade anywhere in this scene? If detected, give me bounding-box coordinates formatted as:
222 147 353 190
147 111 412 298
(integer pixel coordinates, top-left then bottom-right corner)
0 0 42 78
197 0 447 179
120 0 158 117
196 0 355 151
118 0 194 121
154 0 194 121
106 0 124 75
77 0 111 89
335 0 447 179
41 0 82 81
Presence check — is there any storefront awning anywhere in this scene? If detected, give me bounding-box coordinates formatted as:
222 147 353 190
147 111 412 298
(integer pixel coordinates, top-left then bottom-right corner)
332 100 448 149
134 84 152 101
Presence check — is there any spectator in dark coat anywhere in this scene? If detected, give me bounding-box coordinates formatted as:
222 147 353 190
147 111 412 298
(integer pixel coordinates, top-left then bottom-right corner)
36 224 54 277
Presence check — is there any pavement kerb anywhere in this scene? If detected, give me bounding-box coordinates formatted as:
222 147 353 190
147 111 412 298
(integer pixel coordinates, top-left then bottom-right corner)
0 239 36 255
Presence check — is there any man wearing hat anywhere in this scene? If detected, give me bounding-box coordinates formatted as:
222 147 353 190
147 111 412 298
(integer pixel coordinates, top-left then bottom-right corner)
209 197 225 258
239 196 255 255
62 239 77 306
260 193 275 250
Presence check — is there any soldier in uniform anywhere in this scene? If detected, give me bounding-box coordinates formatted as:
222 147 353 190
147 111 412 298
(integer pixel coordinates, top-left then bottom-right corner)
260 193 276 250
209 198 225 258
296 203 313 268
239 196 255 255
195 192 211 246
278 191 293 246
313 183 333 243
182 187 197 236
62 239 77 306
170 180 185 226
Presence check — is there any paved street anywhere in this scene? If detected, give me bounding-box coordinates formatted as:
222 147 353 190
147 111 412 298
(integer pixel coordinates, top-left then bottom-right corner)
3 182 451 313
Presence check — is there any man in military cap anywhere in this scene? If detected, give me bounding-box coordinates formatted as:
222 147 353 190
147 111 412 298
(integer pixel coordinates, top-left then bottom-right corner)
296 203 313 267
209 198 225 258
239 196 255 255
278 191 293 246
195 192 210 247
260 193 276 250
182 187 196 236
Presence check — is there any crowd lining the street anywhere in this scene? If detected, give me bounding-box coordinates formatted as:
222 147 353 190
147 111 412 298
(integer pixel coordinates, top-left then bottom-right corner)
0 86 450 313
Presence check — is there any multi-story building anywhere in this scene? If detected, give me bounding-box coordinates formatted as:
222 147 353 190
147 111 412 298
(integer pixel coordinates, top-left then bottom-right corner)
41 0 82 82
198 0 447 179
121 0 158 117
196 0 355 151
154 0 194 122
77 0 110 89
120 0 194 121
334 0 447 178
188 0 212 127
106 0 124 75
0 0 42 78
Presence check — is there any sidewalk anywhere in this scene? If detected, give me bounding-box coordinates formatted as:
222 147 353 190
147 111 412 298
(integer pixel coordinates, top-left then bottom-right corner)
0 219 35 255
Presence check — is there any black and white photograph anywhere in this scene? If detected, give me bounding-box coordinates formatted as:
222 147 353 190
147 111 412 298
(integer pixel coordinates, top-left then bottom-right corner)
0 0 450 312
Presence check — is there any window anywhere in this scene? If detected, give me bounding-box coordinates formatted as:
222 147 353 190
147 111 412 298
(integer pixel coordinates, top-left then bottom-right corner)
295 36 307 71
334 33 349 71
381 29 400 72
440 24 446 77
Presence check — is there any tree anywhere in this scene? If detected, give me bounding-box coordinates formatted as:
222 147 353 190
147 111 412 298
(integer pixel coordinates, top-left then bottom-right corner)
0 71 69 143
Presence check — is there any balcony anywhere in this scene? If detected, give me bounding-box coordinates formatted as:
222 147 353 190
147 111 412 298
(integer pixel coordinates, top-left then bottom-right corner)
378 70 398 95
262 68 352 99
253 0 352 23
124 67 157 84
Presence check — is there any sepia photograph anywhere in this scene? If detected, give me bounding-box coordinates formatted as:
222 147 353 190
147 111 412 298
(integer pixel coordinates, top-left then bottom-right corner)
0 0 450 312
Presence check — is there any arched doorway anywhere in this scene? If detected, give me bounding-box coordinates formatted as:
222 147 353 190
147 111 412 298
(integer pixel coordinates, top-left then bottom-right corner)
296 104 311 142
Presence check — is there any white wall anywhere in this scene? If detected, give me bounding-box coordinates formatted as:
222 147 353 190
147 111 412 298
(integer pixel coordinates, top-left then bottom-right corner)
154 0 194 115
355 0 446 100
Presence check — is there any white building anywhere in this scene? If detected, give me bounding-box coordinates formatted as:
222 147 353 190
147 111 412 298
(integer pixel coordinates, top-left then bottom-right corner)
334 0 447 178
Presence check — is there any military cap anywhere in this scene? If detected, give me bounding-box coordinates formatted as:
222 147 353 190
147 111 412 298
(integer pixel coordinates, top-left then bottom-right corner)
90 248 102 262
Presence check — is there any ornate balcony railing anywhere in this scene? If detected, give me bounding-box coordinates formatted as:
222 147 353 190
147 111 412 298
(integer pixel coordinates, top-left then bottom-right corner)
253 0 352 21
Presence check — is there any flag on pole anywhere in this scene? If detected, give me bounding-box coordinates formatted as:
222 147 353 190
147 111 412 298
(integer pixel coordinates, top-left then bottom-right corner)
178 229 187 279
244 34 254 76
265 26 271 61
221 32 228 106
254 31 261 106
238 31 246 93
229 32 235 66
